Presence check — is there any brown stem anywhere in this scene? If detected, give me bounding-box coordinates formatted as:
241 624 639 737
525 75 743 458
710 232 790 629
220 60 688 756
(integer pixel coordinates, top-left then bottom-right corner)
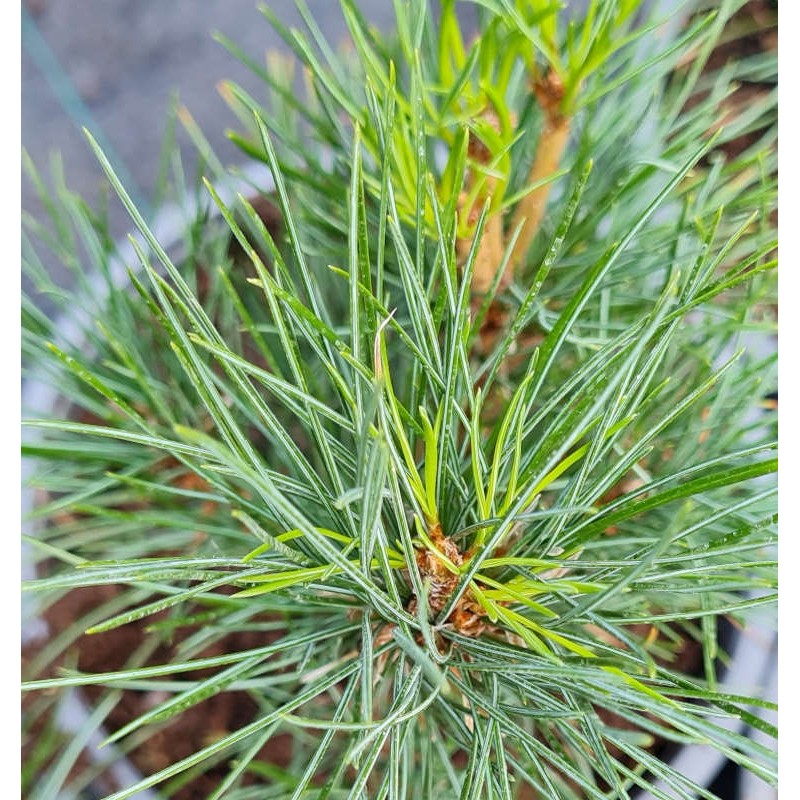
508 69 571 275
457 111 506 298
470 204 505 296
455 110 510 353
460 72 573 356
508 117 570 271
462 179 507 354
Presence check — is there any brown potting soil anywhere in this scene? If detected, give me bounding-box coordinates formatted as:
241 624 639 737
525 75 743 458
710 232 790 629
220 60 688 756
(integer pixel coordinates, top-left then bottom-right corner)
21 190 290 799
680 0 777 163
23 582 293 800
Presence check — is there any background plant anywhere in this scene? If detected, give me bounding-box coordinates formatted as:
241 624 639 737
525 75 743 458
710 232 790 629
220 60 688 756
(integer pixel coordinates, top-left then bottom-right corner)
23 1 777 798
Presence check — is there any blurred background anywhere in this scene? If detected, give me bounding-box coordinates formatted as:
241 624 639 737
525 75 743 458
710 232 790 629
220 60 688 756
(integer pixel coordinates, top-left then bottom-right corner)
21 2 404 291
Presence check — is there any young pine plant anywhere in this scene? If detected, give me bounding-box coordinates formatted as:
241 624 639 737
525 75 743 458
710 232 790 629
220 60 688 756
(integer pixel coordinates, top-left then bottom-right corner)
22 1 777 799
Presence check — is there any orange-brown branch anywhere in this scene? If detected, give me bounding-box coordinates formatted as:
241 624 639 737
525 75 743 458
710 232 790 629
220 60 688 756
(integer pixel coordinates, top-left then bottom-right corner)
456 110 507 300
509 69 571 274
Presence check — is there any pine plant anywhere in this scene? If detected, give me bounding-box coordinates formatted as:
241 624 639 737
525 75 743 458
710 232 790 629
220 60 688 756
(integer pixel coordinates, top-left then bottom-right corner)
22 1 777 799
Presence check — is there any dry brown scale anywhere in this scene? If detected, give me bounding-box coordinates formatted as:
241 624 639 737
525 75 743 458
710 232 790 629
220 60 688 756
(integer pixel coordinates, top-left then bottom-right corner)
407 522 495 638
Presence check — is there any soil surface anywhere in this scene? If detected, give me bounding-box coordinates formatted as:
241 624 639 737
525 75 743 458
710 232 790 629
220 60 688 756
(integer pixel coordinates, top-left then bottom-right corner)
23 583 293 800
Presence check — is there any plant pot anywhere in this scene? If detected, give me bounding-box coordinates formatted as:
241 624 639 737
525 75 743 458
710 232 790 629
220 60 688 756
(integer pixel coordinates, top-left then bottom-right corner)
738 640 778 800
642 614 776 800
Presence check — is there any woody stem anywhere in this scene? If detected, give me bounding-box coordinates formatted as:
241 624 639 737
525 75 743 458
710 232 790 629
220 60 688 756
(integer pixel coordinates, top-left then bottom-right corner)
469 181 505 297
508 113 571 275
